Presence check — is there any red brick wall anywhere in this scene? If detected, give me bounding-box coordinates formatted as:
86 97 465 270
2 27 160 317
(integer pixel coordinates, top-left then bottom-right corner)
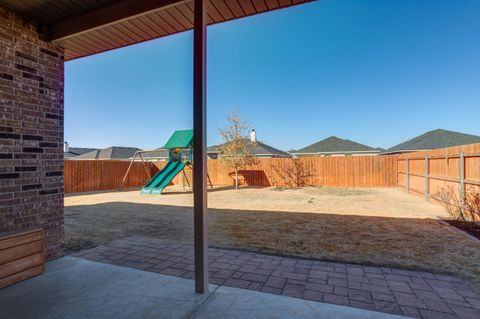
0 6 65 260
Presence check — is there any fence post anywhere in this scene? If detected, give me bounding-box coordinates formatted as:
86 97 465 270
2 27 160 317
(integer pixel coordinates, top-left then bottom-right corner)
424 155 429 200
460 152 465 209
405 158 409 193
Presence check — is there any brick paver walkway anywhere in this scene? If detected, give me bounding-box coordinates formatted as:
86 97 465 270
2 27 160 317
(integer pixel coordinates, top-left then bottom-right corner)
72 237 480 319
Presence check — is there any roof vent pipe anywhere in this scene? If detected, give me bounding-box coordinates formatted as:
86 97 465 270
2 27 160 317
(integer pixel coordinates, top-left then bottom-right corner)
64 141 69 152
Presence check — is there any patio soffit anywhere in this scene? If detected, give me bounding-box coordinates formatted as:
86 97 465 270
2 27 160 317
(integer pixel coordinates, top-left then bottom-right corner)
0 0 314 61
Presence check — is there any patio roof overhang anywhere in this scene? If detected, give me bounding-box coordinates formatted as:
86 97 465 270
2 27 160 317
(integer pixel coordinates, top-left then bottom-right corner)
0 0 313 61
0 0 315 294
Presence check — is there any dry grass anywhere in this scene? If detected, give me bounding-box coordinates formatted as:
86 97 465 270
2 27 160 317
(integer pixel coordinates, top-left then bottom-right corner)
64 186 480 288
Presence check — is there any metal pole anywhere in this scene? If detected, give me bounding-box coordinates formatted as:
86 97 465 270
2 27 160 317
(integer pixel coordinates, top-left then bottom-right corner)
405 158 409 193
193 0 208 294
424 155 429 201
460 152 465 210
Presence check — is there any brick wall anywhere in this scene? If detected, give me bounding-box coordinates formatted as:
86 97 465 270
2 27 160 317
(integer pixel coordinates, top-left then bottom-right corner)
0 6 65 260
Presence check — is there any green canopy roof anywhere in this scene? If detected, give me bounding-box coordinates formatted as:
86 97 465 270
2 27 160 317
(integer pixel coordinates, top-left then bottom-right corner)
163 130 194 149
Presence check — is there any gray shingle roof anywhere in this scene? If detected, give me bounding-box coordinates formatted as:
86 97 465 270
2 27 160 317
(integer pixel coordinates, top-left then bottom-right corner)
64 147 98 158
137 149 169 160
386 129 480 153
295 136 378 154
208 139 291 157
73 146 142 160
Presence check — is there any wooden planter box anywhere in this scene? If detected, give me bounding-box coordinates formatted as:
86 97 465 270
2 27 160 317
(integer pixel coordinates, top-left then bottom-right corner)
0 229 45 289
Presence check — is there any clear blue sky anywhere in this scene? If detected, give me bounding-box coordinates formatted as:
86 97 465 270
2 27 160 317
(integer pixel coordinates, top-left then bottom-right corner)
65 0 480 151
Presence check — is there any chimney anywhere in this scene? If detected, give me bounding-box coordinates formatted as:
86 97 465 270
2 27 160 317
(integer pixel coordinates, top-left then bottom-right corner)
249 129 257 143
64 142 69 153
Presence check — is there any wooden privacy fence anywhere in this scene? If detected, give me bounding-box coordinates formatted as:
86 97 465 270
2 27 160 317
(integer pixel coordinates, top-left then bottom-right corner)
64 160 158 193
63 144 480 195
64 156 398 193
397 143 480 200
160 156 398 188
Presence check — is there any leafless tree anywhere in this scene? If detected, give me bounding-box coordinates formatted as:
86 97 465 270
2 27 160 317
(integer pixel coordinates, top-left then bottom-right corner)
218 112 257 189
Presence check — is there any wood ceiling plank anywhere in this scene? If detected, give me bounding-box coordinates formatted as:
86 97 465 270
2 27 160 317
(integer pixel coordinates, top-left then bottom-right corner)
50 0 188 41
210 0 234 20
175 3 194 25
165 6 192 29
278 0 292 7
139 13 169 37
250 0 268 13
264 0 279 10
223 0 246 18
150 11 178 34
236 0 256 15
155 9 185 32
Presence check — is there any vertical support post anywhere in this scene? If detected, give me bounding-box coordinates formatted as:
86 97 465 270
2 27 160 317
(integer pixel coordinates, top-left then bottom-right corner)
424 155 429 201
460 152 465 210
445 155 448 185
193 0 208 294
405 158 409 193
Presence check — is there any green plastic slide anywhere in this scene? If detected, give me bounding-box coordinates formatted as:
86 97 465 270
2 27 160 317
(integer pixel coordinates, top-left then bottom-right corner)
141 161 188 194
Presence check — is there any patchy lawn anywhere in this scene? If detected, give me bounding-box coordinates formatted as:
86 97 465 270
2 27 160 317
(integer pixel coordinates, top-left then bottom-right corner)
64 186 480 288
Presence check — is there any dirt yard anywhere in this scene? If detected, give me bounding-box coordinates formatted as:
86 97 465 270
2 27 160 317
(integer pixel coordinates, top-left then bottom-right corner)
64 186 480 287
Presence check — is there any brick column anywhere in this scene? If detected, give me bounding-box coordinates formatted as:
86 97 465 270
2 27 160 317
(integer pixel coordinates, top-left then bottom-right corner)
0 6 65 260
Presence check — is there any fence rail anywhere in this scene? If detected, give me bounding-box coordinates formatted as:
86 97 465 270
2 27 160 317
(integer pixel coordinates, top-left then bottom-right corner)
397 143 480 200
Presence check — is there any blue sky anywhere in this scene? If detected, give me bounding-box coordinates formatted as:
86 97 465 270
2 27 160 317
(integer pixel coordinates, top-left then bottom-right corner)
65 0 480 151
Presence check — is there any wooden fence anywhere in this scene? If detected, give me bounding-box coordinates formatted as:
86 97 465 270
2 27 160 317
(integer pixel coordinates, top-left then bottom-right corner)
63 144 480 196
397 143 480 200
64 156 398 193
64 160 158 194
156 156 398 188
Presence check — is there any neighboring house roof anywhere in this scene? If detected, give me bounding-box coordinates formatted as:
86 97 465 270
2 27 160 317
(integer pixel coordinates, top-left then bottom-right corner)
208 139 291 157
386 129 480 154
294 136 380 154
136 149 169 160
164 130 193 149
73 146 142 160
64 147 98 158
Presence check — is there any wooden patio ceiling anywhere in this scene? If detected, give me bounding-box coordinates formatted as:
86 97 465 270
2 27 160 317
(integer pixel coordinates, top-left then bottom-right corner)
1 0 313 61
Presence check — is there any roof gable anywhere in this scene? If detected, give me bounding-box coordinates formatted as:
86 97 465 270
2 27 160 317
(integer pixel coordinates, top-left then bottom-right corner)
387 129 480 152
74 146 141 159
208 139 291 157
296 136 377 153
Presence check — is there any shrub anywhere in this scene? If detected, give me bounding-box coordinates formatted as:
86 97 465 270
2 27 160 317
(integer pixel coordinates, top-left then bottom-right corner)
465 187 480 227
435 186 480 229
434 186 465 220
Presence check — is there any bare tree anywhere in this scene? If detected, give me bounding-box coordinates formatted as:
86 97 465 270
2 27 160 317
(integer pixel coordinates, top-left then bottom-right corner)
218 112 257 189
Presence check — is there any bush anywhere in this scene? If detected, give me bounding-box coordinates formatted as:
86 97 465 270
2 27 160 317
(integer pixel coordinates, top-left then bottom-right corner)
465 188 480 226
435 186 480 229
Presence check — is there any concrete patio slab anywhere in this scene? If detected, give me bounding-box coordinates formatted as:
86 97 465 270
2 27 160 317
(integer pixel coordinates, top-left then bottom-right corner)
0 257 215 319
0 257 410 319
194 285 408 319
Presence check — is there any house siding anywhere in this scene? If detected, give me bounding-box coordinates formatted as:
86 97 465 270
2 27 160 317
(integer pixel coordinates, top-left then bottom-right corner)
0 5 65 260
